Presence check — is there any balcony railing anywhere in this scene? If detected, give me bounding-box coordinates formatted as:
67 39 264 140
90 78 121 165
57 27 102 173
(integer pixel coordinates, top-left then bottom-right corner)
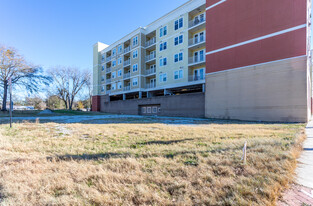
146 82 156 89
145 52 156 62
124 85 131 91
188 36 205 47
124 59 131 67
145 37 156 48
106 56 112 62
123 72 130 79
188 75 205 82
124 46 130 54
106 78 111 84
106 90 111 95
145 67 156 75
188 17 206 28
106 67 111 73
188 56 205 65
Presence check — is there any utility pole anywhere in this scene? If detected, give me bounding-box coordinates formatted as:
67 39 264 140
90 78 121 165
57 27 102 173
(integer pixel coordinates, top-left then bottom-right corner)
8 77 12 128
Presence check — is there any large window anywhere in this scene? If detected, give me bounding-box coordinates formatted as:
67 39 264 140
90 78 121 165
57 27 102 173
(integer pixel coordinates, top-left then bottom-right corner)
160 26 167 37
174 52 183 63
159 58 167 67
118 69 122 77
174 35 183 46
159 42 167 51
102 66 105 71
133 49 138 59
174 70 183 80
117 82 122 89
101 86 105 92
112 48 116 56
118 57 122 65
111 83 116 90
101 75 105 82
175 18 183 30
112 71 116 79
133 36 138 46
118 45 122 54
132 77 138 86
112 60 116 67
132 64 138 72
159 73 167 82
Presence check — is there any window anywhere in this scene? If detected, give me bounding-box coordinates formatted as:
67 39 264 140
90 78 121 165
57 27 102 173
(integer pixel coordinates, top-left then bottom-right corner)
102 66 105 71
132 77 138 86
101 75 105 82
174 70 183 80
150 64 156 70
133 36 138 46
101 86 105 92
112 60 116 67
193 68 205 81
175 18 183 30
159 73 167 82
142 107 146 114
174 52 183 63
112 71 116 79
152 106 157 113
118 69 122 77
118 45 122 54
132 64 138 72
117 82 122 89
111 83 116 90
194 13 205 24
194 49 205 63
101 55 105 62
159 58 167 67
174 35 183 46
194 32 205 44
160 26 167 37
112 48 116 56
147 107 151 113
159 42 167 51
133 50 138 59
118 57 122 65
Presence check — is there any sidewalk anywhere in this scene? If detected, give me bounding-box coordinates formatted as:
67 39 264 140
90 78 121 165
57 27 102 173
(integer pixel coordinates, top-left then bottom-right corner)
279 121 313 205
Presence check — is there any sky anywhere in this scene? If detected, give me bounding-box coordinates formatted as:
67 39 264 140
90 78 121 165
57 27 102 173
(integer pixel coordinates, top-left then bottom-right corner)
0 0 190 71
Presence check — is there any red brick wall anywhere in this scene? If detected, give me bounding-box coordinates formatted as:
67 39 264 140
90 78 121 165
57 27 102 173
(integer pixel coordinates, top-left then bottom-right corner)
206 0 308 73
92 96 101 112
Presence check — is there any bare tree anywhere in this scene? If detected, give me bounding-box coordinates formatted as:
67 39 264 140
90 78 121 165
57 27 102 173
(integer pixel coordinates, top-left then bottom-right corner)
0 46 51 111
48 66 90 110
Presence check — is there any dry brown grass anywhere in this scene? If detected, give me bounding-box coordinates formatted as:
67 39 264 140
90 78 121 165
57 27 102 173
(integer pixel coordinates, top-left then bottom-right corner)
0 120 305 206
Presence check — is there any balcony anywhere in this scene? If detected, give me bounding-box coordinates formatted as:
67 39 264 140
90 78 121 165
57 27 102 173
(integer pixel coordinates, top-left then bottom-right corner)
124 59 131 67
124 85 131 91
188 56 205 66
123 72 131 79
146 82 156 89
106 90 111 95
189 17 206 28
106 56 112 63
188 36 205 49
188 75 205 82
145 52 156 62
145 67 156 76
145 37 156 48
124 46 130 54
106 78 111 84
106 67 111 73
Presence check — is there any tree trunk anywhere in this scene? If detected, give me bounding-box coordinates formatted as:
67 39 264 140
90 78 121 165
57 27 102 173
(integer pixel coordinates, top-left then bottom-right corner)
1 81 8 111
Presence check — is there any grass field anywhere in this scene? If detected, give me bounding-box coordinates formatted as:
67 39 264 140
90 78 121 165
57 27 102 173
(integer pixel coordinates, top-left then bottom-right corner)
0 110 104 117
0 118 305 205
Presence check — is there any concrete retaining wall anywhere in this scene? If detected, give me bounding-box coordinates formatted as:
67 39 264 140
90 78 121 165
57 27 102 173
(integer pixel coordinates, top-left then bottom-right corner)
100 92 205 118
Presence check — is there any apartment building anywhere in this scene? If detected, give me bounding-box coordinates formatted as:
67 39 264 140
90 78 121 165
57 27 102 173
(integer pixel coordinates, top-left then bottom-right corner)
205 0 312 122
92 0 206 117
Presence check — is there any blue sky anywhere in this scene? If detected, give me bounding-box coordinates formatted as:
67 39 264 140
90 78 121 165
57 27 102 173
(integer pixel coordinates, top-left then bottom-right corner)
0 0 189 70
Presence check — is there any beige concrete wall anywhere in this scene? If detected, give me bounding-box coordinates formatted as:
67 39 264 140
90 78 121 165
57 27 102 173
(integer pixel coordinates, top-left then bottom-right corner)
205 56 309 122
